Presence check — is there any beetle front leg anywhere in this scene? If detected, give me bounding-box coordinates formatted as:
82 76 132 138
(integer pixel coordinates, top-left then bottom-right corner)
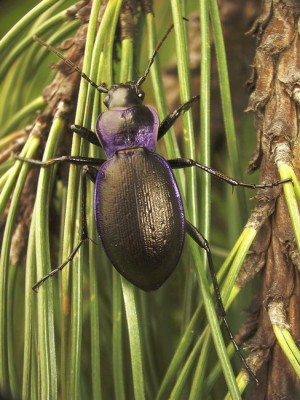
185 220 258 384
169 158 291 188
32 165 98 291
158 95 200 140
71 124 102 147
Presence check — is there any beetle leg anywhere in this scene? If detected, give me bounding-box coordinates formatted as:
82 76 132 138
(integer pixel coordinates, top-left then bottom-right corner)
157 95 200 140
185 220 224 315
71 124 102 147
15 155 106 167
32 165 98 291
168 158 292 188
185 220 258 384
85 165 98 183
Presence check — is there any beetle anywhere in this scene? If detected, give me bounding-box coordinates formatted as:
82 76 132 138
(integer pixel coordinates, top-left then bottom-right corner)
16 29 291 383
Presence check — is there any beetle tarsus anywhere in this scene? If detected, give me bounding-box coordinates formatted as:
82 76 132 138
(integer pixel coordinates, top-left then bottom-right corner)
32 238 89 291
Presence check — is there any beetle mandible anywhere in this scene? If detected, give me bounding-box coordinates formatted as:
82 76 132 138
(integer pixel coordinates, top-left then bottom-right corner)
16 28 291 383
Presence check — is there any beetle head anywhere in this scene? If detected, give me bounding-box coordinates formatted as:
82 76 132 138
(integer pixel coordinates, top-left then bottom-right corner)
102 23 175 109
103 83 145 109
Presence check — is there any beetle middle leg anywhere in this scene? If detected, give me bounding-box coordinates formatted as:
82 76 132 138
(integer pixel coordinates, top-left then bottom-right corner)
32 165 99 291
185 220 259 384
168 158 292 188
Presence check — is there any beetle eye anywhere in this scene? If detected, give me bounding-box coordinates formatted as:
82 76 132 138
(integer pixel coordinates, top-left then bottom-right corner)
137 90 145 100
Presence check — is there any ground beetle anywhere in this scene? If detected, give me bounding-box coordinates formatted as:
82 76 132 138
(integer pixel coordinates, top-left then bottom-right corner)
16 28 291 384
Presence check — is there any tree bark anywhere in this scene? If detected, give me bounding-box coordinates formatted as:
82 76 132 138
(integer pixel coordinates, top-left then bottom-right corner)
236 1 300 398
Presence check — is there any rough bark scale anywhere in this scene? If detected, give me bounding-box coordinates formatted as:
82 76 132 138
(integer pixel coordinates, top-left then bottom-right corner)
236 1 300 398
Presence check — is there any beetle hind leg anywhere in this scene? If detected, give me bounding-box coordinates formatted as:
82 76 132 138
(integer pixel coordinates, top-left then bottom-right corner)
185 220 258 384
32 165 98 291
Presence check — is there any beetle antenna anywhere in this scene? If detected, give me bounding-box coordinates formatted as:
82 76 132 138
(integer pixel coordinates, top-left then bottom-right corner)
136 23 175 88
136 18 189 88
33 35 109 94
